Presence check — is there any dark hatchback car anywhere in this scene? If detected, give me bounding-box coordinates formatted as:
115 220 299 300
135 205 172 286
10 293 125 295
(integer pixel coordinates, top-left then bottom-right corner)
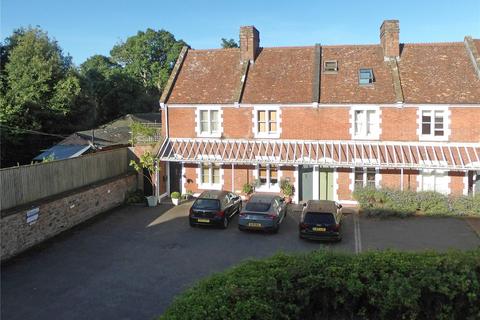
299 200 343 241
238 194 287 233
189 190 242 229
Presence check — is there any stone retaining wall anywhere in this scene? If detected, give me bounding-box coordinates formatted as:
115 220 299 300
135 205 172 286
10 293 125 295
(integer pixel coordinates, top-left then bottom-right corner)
1 173 137 261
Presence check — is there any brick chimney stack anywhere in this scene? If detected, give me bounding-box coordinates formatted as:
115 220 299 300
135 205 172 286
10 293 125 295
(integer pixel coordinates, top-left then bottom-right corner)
240 26 260 62
380 20 400 59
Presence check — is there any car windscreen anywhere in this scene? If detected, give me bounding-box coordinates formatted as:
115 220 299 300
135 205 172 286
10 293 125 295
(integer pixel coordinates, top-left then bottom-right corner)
193 198 220 210
304 212 335 224
245 201 271 213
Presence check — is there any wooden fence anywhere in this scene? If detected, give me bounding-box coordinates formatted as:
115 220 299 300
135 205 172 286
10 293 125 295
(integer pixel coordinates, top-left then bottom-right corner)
1 148 130 211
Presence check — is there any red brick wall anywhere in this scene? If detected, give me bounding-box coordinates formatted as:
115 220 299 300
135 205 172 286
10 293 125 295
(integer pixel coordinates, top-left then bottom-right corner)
381 108 418 141
337 168 352 200
166 106 479 143
223 108 254 139
450 108 480 142
168 107 196 137
449 172 466 195
380 169 418 191
281 108 350 140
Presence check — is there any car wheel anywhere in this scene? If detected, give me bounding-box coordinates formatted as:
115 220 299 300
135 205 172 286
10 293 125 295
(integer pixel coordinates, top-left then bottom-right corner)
238 225 244 232
272 225 280 234
189 220 196 227
222 217 229 229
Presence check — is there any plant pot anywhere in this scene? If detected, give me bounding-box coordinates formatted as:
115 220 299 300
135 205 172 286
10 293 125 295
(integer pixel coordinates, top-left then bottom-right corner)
146 195 157 207
172 198 180 206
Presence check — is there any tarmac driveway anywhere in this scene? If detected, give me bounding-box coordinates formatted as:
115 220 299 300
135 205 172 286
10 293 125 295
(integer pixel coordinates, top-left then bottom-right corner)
1 201 479 320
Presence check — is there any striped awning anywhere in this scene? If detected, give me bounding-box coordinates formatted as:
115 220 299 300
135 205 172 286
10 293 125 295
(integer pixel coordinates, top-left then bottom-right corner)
158 138 480 171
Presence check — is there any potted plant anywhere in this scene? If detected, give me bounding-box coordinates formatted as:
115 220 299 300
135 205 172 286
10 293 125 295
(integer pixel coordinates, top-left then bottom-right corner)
280 179 294 204
171 191 181 205
242 182 254 201
129 152 158 207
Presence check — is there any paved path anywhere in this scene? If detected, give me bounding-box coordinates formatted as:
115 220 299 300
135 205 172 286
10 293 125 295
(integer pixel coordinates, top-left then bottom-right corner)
1 202 478 320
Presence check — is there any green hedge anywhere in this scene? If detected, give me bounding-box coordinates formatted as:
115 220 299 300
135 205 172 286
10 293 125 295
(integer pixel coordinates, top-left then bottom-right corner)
353 187 480 218
160 250 480 320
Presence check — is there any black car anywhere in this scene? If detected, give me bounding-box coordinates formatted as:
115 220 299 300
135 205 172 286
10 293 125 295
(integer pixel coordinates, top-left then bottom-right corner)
299 200 343 241
189 190 242 229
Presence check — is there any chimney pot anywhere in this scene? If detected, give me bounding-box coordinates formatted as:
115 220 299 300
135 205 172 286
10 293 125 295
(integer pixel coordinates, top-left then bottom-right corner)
240 26 260 62
380 20 400 59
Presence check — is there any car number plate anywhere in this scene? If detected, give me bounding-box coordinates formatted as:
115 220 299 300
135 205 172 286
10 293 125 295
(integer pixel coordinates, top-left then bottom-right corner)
248 223 262 227
197 219 210 223
313 227 326 232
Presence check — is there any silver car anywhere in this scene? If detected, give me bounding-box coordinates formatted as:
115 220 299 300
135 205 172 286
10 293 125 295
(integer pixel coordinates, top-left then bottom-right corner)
238 194 287 233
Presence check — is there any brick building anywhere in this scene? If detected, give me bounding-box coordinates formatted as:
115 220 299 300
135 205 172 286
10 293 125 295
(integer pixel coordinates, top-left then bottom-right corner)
158 20 480 204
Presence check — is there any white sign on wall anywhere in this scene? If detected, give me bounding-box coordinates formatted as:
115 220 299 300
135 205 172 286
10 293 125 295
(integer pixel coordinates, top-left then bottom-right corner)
26 207 39 225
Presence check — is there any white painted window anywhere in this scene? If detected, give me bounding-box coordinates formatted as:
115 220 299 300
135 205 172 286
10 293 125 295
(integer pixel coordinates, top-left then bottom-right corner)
196 106 222 138
255 165 281 192
350 106 380 140
419 170 449 194
418 106 450 141
198 163 222 189
354 167 376 189
253 106 281 138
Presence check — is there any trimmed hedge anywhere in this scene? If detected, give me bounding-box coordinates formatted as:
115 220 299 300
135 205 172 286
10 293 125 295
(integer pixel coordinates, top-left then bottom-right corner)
160 250 480 320
353 187 480 218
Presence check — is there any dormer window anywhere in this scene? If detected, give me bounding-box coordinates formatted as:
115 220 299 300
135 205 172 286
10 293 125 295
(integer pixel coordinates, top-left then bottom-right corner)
324 60 338 72
359 68 374 85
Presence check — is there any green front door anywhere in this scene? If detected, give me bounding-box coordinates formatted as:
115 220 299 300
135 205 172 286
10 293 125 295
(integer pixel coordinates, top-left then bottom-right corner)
319 169 334 201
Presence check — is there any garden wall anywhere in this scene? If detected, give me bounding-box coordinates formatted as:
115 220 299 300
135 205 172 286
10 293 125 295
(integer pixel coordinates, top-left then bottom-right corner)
1 173 136 261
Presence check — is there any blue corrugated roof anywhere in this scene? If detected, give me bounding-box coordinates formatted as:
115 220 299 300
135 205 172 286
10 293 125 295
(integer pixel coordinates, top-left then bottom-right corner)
33 145 91 161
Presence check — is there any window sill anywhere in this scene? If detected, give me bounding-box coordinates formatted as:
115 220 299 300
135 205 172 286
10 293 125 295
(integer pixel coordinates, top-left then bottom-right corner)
255 185 280 193
418 135 448 142
254 132 280 139
198 132 222 138
198 183 222 190
351 135 380 141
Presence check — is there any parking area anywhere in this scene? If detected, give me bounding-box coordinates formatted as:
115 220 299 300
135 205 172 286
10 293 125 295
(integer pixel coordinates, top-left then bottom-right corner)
2 201 479 320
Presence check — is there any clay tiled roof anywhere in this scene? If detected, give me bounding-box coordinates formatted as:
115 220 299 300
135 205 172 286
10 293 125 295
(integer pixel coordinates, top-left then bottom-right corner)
241 47 315 104
398 43 480 104
168 48 243 104
319 45 397 103
475 39 480 54
166 41 480 105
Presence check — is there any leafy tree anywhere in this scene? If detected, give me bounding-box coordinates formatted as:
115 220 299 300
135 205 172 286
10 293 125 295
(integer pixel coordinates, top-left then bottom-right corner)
221 38 239 48
0 27 81 136
110 28 187 95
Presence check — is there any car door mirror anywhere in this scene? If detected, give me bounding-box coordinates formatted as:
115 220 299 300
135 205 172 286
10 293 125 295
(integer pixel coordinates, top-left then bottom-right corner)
337 204 343 209
302 203 307 207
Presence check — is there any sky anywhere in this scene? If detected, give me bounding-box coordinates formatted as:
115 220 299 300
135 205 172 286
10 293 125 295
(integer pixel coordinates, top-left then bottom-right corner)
2 0 479 65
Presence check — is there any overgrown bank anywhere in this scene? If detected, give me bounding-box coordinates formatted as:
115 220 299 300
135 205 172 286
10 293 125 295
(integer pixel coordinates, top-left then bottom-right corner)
160 250 480 320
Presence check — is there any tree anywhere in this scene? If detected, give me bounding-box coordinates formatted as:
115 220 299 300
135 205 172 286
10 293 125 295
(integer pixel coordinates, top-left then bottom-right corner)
0 27 81 134
0 27 84 166
110 29 187 95
79 55 154 125
221 38 239 48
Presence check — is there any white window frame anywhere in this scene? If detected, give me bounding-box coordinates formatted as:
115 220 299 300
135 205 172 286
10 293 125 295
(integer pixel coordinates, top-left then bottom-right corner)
196 163 223 190
195 106 223 138
252 105 281 139
349 106 381 140
352 167 379 190
417 169 450 195
417 106 450 142
253 164 281 192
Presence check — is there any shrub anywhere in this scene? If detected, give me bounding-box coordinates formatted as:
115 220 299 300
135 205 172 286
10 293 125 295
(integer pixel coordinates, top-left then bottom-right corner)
353 187 480 218
242 183 254 195
170 191 181 199
280 179 294 197
160 249 480 320
125 190 145 204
